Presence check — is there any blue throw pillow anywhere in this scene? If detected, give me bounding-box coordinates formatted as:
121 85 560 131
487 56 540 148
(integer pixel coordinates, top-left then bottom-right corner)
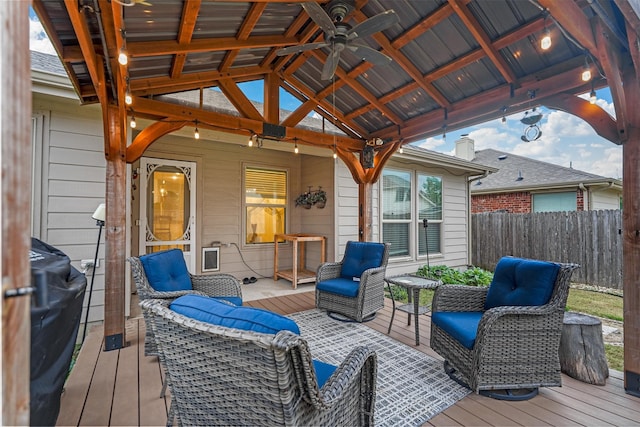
340 241 385 279
484 257 560 310
140 249 192 292
170 294 300 335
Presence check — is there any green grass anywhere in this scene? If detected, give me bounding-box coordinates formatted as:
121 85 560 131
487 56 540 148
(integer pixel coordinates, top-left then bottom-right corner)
566 288 624 321
605 345 624 371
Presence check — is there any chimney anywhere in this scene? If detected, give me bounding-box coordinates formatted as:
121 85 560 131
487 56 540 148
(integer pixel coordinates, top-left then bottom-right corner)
455 134 475 161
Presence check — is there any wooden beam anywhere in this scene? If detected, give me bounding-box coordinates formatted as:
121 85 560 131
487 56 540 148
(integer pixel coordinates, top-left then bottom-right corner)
621 64 640 395
2 1 31 424
218 79 264 121
391 3 453 49
130 96 363 151
103 104 126 351
544 93 621 144
221 2 266 72
358 182 373 241
127 35 298 57
64 0 108 105
594 19 629 141
448 0 517 84
127 120 189 163
170 0 202 78
264 72 280 124
539 0 597 54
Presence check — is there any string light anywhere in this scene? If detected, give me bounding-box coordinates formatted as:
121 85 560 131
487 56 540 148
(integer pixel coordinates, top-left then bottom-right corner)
130 114 136 129
399 146 403 154
333 146 338 159
590 81 597 104
540 28 551 50
294 139 299 154
194 120 200 140
581 56 591 82
248 134 254 147
118 48 128 66
125 77 132 105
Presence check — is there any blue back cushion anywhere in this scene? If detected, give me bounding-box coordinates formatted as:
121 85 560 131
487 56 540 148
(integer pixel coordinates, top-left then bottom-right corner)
484 257 560 310
140 249 192 292
170 294 300 335
313 359 337 388
340 241 386 279
432 312 483 350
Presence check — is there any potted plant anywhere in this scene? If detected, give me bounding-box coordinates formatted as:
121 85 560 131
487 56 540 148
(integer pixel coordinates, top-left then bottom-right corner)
295 192 313 209
310 188 327 208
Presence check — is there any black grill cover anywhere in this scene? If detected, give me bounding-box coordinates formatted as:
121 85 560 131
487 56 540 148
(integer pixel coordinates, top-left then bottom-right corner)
30 238 87 427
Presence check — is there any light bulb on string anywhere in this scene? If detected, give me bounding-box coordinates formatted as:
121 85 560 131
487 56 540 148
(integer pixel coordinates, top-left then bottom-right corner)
399 146 403 154
590 89 597 104
125 92 132 105
540 28 551 50
294 140 299 154
194 120 200 140
248 134 254 147
118 48 128 66
130 114 136 129
581 56 591 82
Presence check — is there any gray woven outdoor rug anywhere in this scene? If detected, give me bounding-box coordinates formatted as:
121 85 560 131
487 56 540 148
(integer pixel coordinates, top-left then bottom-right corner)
288 309 470 427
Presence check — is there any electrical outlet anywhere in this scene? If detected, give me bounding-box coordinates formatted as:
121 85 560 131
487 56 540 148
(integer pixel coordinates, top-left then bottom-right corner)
81 259 99 270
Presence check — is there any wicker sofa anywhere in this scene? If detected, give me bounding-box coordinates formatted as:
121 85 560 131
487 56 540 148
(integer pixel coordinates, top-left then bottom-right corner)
141 297 378 426
128 248 242 356
430 256 579 399
315 241 390 322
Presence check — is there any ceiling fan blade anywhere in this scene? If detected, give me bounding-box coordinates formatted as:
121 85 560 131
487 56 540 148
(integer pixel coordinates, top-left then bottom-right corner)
276 42 329 56
348 43 392 66
302 2 336 38
321 48 341 80
347 10 399 40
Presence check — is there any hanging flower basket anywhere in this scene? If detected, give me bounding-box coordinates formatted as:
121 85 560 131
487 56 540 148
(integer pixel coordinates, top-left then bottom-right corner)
295 187 327 208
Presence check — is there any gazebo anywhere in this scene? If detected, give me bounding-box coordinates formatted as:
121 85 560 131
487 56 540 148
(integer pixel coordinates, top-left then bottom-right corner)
3 1 639 422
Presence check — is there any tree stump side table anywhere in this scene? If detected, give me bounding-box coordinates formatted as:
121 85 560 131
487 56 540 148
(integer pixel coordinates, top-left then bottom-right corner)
559 312 609 385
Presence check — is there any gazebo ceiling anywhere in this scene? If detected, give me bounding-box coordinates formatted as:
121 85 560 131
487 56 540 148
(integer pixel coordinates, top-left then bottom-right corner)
33 0 632 150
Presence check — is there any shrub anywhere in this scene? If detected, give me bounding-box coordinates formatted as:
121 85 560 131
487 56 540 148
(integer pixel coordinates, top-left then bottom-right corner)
416 264 492 286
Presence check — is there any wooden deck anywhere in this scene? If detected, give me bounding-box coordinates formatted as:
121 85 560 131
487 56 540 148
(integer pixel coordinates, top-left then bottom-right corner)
57 292 640 426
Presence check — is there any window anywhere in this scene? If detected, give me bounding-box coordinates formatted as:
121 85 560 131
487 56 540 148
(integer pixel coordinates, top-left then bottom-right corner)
244 167 287 244
533 192 576 212
382 170 442 258
417 174 442 255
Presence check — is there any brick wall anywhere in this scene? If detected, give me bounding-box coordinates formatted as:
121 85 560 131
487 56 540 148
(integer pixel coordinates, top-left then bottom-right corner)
471 192 532 213
472 189 585 213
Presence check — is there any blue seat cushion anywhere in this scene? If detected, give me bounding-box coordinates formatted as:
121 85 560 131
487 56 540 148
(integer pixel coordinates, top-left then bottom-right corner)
484 257 560 310
140 249 192 292
432 311 484 350
313 359 337 388
170 294 300 335
214 296 243 307
316 277 360 298
340 241 386 279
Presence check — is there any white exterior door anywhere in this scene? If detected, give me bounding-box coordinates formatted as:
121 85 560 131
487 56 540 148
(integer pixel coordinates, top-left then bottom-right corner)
139 158 197 272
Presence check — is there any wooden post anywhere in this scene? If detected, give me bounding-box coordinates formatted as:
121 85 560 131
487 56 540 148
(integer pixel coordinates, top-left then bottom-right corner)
103 104 127 350
1 1 32 423
359 182 373 241
622 66 640 396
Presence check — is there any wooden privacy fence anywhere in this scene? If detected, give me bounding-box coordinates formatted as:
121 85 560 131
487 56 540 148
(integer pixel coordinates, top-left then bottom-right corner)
471 210 622 290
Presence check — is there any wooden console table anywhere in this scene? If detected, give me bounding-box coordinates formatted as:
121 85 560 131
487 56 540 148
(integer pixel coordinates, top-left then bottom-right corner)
274 233 326 289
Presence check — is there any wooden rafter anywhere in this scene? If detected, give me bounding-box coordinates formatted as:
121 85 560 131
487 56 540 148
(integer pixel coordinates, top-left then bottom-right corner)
264 72 280 124
448 0 517 84
391 3 453 49
538 0 598 54
218 79 264 121
221 2 267 72
171 0 202 78
127 120 189 163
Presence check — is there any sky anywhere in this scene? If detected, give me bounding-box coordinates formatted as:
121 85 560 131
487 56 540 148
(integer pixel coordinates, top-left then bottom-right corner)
29 10 622 179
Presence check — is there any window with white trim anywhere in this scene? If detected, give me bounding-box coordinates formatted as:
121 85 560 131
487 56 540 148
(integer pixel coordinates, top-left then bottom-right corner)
381 169 443 258
244 166 287 244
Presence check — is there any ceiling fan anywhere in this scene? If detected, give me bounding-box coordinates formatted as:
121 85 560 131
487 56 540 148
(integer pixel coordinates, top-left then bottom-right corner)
276 1 399 80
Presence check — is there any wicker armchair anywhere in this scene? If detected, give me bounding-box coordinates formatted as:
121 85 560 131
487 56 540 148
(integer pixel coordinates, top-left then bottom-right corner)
141 298 378 426
430 257 579 400
128 249 242 356
316 241 390 322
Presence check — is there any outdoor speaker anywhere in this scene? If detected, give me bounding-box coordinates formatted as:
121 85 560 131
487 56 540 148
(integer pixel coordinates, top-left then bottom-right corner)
263 123 286 139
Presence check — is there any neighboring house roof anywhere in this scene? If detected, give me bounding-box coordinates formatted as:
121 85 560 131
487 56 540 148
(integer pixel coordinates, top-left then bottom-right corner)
31 50 66 75
470 149 621 194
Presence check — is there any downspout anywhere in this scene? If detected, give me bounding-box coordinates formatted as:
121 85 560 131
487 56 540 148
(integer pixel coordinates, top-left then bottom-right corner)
467 171 490 266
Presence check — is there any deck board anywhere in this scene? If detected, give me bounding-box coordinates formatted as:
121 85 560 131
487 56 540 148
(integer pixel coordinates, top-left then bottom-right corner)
57 291 640 427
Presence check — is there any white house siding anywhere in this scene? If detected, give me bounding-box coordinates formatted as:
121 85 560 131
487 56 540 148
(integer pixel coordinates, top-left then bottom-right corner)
590 188 622 210
31 93 110 327
136 132 337 279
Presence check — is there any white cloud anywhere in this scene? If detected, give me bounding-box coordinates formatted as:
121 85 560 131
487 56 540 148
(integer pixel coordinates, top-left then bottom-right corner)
415 136 446 150
30 15 56 55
